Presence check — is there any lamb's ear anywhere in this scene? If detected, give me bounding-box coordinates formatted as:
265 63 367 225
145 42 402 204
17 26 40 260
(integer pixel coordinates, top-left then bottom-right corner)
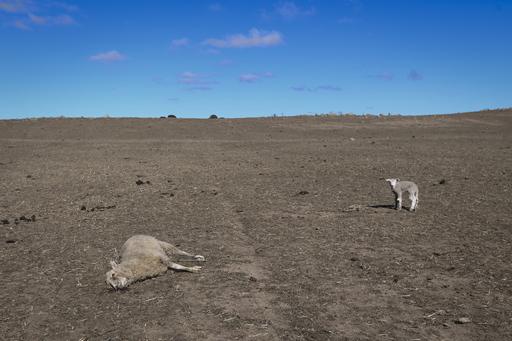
110 260 119 269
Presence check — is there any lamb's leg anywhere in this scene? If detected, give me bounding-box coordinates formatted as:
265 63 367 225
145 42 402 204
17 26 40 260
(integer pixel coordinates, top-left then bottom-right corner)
409 193 416 211
395 193 402 210
411 193 418 211
165 261 202 273
159 241 205 261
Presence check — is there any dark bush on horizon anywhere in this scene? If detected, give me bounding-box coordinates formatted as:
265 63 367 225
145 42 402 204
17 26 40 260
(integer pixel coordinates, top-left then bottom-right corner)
209 114 218 119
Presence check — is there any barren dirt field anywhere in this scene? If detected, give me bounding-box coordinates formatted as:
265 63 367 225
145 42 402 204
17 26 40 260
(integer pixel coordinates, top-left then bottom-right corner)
1 110 511 341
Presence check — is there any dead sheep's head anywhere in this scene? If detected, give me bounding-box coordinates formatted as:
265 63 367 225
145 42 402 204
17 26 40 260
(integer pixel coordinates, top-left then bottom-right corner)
106 261 128 290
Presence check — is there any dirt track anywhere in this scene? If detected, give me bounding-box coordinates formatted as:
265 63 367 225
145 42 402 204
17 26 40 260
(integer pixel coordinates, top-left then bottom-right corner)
1 110 511 340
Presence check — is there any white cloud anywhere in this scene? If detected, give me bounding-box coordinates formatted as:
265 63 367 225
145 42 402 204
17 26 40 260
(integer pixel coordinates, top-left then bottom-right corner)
275 1 315 20
239 72 273 83
1 0 77 29
170 38 190 48
291 85 342 92
178 72 217 91
0 0 33 13
369 72 394 81
89 50 126 62
408 69 423 81
203 28 283 48
208 3 222 12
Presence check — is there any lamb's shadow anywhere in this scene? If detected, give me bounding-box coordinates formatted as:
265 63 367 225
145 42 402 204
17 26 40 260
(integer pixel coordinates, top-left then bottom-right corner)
368 204 396 210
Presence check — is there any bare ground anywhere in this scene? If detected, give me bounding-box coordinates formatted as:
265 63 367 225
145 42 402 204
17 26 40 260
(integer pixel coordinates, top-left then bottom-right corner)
1 110 511 340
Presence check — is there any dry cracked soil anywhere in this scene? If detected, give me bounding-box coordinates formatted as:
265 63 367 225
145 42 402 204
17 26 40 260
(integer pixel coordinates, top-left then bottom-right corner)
1 110 511 340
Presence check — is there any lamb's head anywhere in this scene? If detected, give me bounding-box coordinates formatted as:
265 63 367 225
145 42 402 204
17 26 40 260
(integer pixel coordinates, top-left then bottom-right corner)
385 178 400 189
106 261 129 290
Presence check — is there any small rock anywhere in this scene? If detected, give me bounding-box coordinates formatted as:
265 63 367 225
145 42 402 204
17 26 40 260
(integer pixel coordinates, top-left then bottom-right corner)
1 219 9 225
19 215 27 221
350 257 359 262
249 276 258 282
349 137 355 141
26 175 32 178
31 215 36 222
5 239 17 244
455 317 471 324
80 205 86 211
135 180 145 185
297 190 309 195
439 179 446 185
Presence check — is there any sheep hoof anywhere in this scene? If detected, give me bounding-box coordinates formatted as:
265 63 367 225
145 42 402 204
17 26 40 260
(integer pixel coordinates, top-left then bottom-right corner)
194 255 205 262
190 266 202 273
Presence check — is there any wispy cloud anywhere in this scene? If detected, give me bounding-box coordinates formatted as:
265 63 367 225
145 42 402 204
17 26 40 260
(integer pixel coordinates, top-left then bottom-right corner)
369 72 394 81
337 17 355 24
239 72 273 83
208 3 222 12
203 28 283 48
217 59 233 66
0 0 33 13
1 0 77 29
178 71 217 91
89 50 126 62
170 37 190 48
274 1 315 20
48 1 78 12
186 86 213 91
27 12 75 25
291 85 342 92
408 69 423 81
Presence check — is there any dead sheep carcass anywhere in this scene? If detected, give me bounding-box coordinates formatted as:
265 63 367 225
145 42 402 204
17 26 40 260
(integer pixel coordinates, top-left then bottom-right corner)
106 235 205 289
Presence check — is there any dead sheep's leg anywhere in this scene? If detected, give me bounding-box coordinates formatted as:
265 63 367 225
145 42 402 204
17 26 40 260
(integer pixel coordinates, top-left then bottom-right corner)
159 241 205 262
165 260 202 273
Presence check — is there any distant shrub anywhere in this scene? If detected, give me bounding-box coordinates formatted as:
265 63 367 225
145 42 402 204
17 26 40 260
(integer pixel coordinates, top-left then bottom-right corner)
167 114 177 118
209 114 218 119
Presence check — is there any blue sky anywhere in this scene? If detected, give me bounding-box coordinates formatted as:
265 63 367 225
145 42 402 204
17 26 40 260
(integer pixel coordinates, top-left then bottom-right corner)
0 0 511 118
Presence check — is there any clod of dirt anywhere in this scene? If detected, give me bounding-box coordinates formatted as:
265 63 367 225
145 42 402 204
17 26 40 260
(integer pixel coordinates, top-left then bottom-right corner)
392 275 399 283
5 239 18 244
249 276 258 282
80 205 86 211
19 215 28 221
135 180 145 185
344 204 363 212
350 256 359 262
26 175 32 178
90 205 116 212
297 190 309 195
455 317 471 324
439 179 447 185
1 219 9 225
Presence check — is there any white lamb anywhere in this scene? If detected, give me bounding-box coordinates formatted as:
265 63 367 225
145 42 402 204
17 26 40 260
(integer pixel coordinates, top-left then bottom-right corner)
385 178 419 211
106 235 205 290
